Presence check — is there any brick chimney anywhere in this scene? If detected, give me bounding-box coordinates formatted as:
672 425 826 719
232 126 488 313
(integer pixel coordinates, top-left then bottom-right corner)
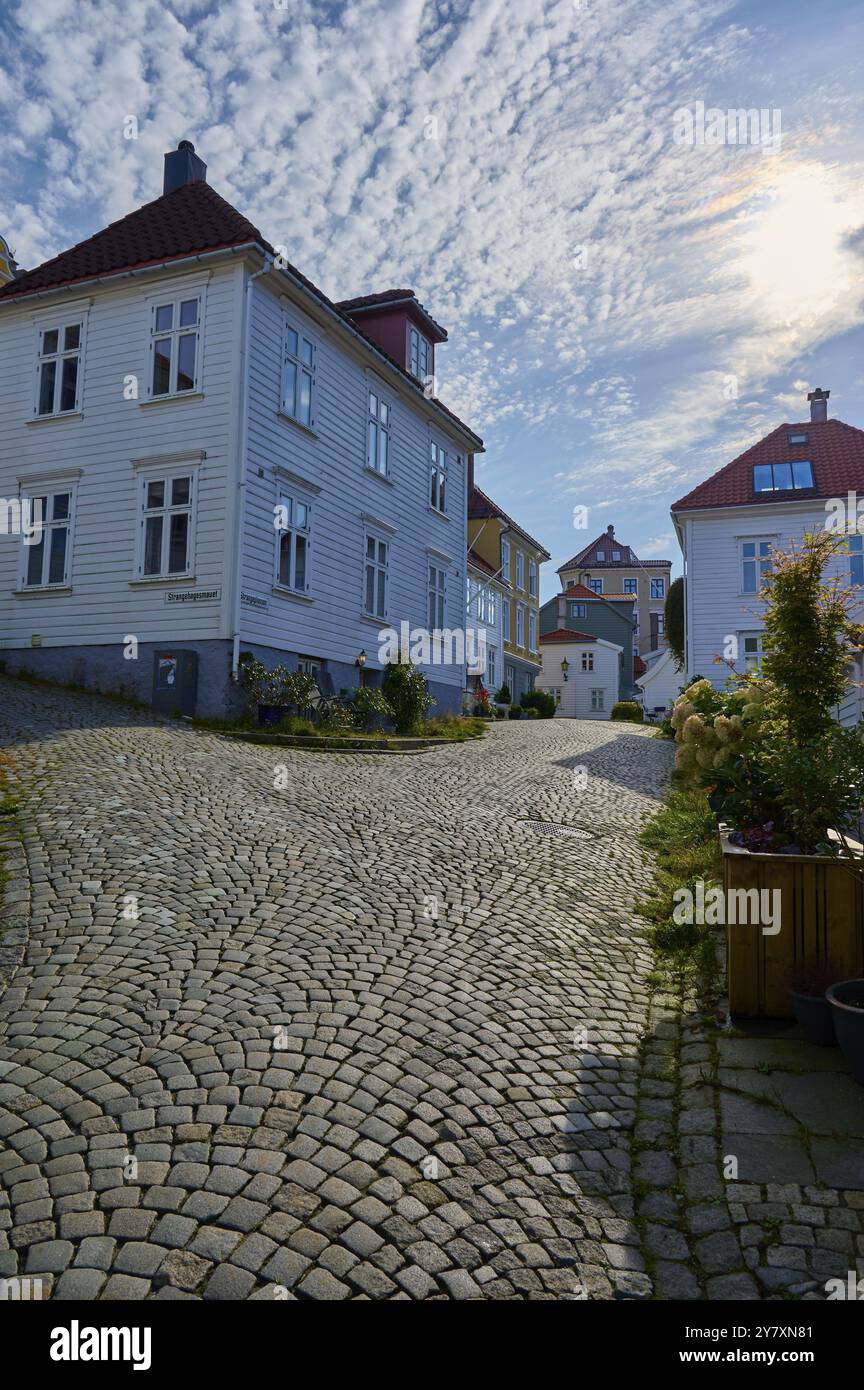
163 140 207 195
807 387 830 423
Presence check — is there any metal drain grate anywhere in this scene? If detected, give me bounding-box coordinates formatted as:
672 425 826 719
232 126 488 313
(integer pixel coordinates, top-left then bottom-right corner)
519 819 593 840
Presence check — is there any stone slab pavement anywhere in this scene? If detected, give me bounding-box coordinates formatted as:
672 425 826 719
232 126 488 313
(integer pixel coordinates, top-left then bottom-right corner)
0 678 672 1300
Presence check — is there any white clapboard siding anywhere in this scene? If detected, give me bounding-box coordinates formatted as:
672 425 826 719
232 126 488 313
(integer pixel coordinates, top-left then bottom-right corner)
0 261 243 649
537 639 621 718
680 503 864 689
238 275 468 689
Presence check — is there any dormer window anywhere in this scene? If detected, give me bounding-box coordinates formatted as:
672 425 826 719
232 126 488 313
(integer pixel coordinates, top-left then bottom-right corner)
596 550 605 561
409 327 430 382
753 461 814 493
788 432 808 445
612 550 621 561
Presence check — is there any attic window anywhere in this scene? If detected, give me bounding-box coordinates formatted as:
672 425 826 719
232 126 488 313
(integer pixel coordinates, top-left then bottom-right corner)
612 550 621 561
788 432 808 445
596 550 605 561
753 461 814 493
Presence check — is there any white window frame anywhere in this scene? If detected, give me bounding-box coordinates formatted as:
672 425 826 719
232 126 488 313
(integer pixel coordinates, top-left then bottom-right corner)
487 645 497 687
409 326 431 381
274 490 312 595
581 650 594 672
428 563 446 629
516 551 525 591
529 610 537 652
623 577 638 594
281 316 316 429
18 481 78 590
740 630 764 672
596 551 605 562
502 600 511 642
364 530 389 620
568 601 587 620
148 293 203 400
591 688 605 711
588 577 603 594
429 440 447 513
135 466 198 579
366 386 392 477
650 577 665 599
33 318 85 418
516 603 525 649
528 559 537 597
501 539 511 582
740 537 774 596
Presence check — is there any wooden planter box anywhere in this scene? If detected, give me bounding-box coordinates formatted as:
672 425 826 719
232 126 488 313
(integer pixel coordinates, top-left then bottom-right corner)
722 830 864 1018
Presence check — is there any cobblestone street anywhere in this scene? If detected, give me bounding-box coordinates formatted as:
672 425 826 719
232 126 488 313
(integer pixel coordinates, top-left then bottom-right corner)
0 679 676 1300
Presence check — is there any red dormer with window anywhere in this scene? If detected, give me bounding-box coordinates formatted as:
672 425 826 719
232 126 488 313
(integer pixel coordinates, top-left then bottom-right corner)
335 288 447 386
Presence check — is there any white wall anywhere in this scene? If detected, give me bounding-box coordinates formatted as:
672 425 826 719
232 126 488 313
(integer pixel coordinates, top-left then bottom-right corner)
238 273 469 691
537 639 621 718
637 649 686 715
0 261 243 653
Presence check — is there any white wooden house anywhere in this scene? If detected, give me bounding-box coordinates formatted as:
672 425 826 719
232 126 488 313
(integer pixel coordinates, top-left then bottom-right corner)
0 142 483 717
536 629 623 718
671 389 864 726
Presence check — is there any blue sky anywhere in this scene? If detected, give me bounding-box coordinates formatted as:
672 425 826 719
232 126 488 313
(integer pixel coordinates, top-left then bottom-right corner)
3 0 863 599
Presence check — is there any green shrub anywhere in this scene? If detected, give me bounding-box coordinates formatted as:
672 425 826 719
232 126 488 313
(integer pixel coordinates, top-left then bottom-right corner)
275 715 317 736
493 683 512 704
317 702 357 734
521 689 556 719
610 701 644 722
507 705 523 720
522 706 539 719
425 715 485 741
238 657 318 710
352 686 393 728
381 661 435 734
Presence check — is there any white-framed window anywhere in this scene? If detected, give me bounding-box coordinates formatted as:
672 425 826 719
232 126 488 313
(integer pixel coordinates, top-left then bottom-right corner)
587 577 603 593
367 388 391 476
591 688 605 711
650 577 665 599
501 539 511 582
487 646 497 687
850 534 863 586
568 601 586 620
516 551 525 590
612 550 621 561
529 610 537 651
516 604 525 648
740 631 763 672
20 484 76 589
596 550 605 562
528 559 537 597
35 322 83 417
550 687 562 707
428 563 446 629
502 601 511 642
282 319 316 428
741 538 773 595
429 442 447 512
364 533 389 618
149 295 201 398
624 577 638 594
409 326 430 381
656 613 665 636
275 492 311 593
581 650 594 672
137 470 196 578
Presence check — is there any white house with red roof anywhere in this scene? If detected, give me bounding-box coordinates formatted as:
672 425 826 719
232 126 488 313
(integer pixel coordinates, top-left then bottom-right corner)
557 524 672 658
536 628 623 718
671 388 864 726
0 142 483 716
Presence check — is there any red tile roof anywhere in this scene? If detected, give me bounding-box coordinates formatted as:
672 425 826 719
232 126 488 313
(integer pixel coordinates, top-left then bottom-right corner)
0 179 482 448
468 486 551 560
540 628 597 643
0 181 266 301
558 529 671 572
671 418 864 511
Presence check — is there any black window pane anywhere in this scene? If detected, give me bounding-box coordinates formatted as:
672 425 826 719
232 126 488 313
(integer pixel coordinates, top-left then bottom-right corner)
153 339 171 395
26 534 45 586
64 324 80 351
146 480 165 509
176 334 196 391
144 516 163 574
60 356 78 411
171 477 190 506
42 329 59 355
52 493 70 521
48 527 67 584
279 533 292 587
38 360 56 414
168 513 189 572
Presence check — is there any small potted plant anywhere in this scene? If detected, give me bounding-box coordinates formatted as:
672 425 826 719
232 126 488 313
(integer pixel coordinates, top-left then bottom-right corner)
826 979 864 1084
787 959 840 1047
508 703 523 720
472 685 493 719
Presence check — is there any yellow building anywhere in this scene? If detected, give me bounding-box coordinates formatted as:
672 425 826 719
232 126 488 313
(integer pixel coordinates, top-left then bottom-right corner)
468 483 550 703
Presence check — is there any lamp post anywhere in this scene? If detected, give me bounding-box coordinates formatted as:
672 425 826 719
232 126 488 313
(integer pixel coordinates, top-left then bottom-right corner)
355 650 367 688
561 657 570 682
